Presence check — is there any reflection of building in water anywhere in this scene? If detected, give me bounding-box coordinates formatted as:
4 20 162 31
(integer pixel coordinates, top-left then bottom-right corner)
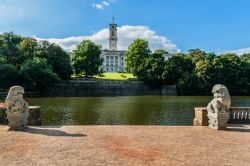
100 17 174 72
100 17 126 72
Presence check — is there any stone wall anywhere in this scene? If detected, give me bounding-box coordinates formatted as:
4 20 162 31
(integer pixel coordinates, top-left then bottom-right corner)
43 79 177 97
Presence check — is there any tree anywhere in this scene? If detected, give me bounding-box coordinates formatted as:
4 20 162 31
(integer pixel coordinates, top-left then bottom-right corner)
0 64 20 89
240 54 250 93
187 48 207 63
141 53 165 84
1 33 72 80
0 32 23 67
213 53 248 94
72 40 103 77
195 53 216 90
34 40 73 80
18 37 38 61
20 57 60 90
154 48 168 56
125 38 151 78
162 54 195 84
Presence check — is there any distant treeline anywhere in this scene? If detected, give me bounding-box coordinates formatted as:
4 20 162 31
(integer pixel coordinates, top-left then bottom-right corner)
125 39 250 95
0 32 72 91
0 33 249 95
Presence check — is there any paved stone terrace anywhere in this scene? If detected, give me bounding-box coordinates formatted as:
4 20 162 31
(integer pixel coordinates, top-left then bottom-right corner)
0 125 250 166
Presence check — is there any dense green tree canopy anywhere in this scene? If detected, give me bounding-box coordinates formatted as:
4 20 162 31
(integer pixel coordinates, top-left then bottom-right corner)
0 32 249 95
0 33 72 80
125 38 151 75
187 48 207 63
213 53 248 93
154 48 168 56
18 37 38 61
20 57 60 90
141 53 165 84
162 55 195 85
0 32 73 90
34 41 73 80
72 40 103 77
0 64 20 89
125 39 166 84
0 32 23 67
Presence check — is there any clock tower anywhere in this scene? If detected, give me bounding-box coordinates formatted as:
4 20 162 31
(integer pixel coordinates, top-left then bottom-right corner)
109 17 118 51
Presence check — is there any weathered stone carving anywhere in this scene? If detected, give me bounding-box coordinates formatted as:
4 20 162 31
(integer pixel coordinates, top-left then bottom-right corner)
5 86 29 130
207 84 231 130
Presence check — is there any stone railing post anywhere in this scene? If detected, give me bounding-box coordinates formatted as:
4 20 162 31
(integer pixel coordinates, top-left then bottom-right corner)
193 107 209 126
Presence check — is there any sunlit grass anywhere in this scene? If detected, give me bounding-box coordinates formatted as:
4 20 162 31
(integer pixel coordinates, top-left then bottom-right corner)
95 73 136 80
72 72 136 80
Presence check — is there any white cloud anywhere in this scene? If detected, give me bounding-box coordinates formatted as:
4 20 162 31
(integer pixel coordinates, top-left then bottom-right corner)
102 1 109 6
92 0 115 10
92 3 104 9
226 47 250 55
36 25 180 53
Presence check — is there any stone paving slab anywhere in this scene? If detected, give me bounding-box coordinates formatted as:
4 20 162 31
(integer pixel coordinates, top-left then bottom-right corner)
0 125 250 166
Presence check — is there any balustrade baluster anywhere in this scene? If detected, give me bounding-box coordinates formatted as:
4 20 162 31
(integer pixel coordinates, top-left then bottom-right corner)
245 112 248 119
237 112 240 119
233 112 236 119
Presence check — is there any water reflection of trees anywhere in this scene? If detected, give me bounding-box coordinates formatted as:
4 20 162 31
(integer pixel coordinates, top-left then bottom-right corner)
70 97 103 125
25 96 250 125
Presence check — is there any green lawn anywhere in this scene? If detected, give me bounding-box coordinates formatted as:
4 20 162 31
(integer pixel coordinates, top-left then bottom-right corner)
95 73 136 80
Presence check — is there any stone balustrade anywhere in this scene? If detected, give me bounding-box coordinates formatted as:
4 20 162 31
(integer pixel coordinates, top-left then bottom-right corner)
193 107 250 126
229 107 250 123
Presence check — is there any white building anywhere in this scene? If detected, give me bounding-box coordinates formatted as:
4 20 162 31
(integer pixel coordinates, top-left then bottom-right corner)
100 18 126 72
100 18 174 72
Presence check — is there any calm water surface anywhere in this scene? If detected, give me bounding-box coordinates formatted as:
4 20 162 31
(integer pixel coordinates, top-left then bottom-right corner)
16 96 250 126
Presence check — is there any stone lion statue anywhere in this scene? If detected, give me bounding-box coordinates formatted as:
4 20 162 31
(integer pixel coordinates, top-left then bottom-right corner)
207 84 231 130
5 86 29 130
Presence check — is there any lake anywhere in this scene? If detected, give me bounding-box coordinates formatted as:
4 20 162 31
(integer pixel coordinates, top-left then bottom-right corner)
8 96 247 126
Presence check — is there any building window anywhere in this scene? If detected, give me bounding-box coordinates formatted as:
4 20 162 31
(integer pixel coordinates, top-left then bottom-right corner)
121 57 123 60
106 68 109 71
111 57 113 60
115 56 118 60
106 64 109 67
107 56 109 60
111 68 113 71
121 63 123 66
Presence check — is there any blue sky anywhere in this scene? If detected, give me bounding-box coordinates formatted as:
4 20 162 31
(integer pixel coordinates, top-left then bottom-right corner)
1 0 250 54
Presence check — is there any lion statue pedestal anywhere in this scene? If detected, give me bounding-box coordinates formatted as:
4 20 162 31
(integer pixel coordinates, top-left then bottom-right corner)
5 86 29 130
207 112 230 130
207 84 231 130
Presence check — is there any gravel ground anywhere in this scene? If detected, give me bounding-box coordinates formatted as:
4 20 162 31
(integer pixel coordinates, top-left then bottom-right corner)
0 125 250 166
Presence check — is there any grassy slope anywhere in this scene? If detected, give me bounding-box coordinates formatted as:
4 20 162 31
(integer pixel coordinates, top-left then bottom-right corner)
95 73 136 80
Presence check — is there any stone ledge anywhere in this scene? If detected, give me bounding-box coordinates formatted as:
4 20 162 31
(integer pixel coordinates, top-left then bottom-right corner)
0 104 41 126
193 107 250 126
